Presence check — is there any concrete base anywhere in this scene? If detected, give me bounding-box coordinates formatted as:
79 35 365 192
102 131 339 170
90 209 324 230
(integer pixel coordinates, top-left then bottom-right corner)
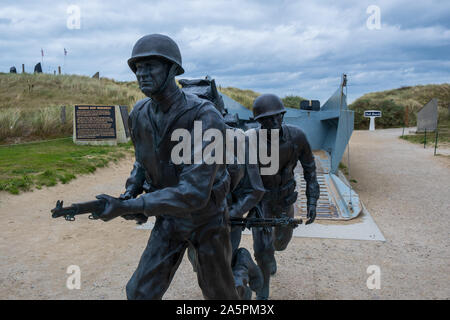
73 139 118 146
289 202 385 241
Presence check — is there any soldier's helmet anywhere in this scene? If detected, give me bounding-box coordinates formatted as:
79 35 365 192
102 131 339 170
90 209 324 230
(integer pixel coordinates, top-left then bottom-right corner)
128 34 184 75
252 93 286 120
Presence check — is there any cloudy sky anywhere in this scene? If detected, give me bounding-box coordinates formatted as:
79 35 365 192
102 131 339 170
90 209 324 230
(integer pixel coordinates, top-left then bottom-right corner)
1 0 449 103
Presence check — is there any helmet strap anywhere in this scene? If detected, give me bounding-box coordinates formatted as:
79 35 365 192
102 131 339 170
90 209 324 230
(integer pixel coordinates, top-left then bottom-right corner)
153 63 178 96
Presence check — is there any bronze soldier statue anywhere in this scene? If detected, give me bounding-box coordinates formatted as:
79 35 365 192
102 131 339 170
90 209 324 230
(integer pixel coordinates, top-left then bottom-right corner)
179 79 266 299
187 130 266 300
227 143 265 299
95 34 240 299
248 94 320 300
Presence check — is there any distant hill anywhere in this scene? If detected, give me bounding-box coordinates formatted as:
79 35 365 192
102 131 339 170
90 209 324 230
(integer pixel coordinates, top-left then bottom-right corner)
5 73 446 143
0 73 145 143
219 86 306 110
349 84 450 129
0 72 309 144
0 73 144 110
218 86 260 110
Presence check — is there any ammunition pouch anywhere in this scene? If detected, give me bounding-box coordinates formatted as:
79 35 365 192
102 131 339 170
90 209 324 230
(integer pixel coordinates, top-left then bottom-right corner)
263 178 298 213
283 191 298 208
211 169 231 207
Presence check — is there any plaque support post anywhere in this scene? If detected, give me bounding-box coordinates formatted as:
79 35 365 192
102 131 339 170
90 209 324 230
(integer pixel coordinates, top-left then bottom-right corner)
369 116 376 131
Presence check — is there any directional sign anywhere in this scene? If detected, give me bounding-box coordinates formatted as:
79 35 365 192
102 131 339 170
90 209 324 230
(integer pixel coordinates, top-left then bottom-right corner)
363 110 382 131
364 110 382 117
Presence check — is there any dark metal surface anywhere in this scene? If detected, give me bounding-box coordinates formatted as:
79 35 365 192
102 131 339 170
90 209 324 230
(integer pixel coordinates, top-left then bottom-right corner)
127 34 184 75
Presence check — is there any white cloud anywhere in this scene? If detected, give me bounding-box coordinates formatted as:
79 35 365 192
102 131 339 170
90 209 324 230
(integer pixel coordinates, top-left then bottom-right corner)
0 0 449 103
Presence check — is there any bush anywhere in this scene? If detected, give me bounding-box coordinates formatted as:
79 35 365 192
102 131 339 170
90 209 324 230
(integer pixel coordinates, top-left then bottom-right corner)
282 95 306 109
351 99 414 129
349 83 449 129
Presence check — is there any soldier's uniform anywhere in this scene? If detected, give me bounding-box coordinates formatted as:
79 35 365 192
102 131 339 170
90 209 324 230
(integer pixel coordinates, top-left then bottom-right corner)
121 34 239 300
124 90 239 300
250 94 320 300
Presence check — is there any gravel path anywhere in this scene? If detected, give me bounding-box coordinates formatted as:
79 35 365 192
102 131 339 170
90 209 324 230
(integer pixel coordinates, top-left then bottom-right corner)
0 128 449 299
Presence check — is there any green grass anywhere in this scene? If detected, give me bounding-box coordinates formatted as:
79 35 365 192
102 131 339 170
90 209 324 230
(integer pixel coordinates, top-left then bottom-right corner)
338 162 357 183
0 73 144 110
0 73 144 144
219 86 261 109
0 138 133 194
400 117 450 146
349 83 450 130
282 95 307 109
338 162 349 175
218 86 306 110
0 73 308 143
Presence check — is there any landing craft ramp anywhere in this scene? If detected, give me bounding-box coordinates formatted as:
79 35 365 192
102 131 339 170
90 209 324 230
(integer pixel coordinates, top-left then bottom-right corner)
139 75 384 240
219 75 362 221
216 76 384 240
281 76 362 220
295 150 361 220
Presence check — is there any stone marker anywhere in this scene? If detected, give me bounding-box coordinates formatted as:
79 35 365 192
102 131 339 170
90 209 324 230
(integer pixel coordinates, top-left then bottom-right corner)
417 98 438 132
73 105 130 145
92 72 100 79
34 62 42 73
10 66 17 73
119 106 130 138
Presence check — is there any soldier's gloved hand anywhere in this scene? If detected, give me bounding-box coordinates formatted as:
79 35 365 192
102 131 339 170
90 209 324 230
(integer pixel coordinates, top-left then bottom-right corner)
306 204 316 225
95 194 143 222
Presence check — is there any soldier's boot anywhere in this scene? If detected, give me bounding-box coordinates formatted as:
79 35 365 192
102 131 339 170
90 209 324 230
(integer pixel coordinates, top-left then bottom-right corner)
232 248 264 299
254 250 277 300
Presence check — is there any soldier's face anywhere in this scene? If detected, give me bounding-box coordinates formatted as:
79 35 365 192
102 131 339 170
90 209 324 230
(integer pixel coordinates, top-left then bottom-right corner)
135 58 170 96
257 113 284 130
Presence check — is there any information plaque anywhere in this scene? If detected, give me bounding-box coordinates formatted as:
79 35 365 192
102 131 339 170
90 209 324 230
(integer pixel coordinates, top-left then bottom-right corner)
75 105 116 140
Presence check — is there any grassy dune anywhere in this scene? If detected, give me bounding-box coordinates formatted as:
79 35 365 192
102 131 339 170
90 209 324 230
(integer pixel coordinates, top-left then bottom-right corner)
219 86 260 109
219 86 306 110
0 73 145 143
0 73 307 143
1 72 448 143
349 84 450 129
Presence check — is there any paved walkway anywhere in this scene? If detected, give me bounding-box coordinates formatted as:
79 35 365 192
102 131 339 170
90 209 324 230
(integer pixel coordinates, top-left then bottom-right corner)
0 128 449 299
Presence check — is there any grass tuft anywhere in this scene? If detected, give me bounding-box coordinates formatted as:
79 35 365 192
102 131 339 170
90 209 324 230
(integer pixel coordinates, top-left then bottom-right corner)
0 73 145 144
0 139 133 194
